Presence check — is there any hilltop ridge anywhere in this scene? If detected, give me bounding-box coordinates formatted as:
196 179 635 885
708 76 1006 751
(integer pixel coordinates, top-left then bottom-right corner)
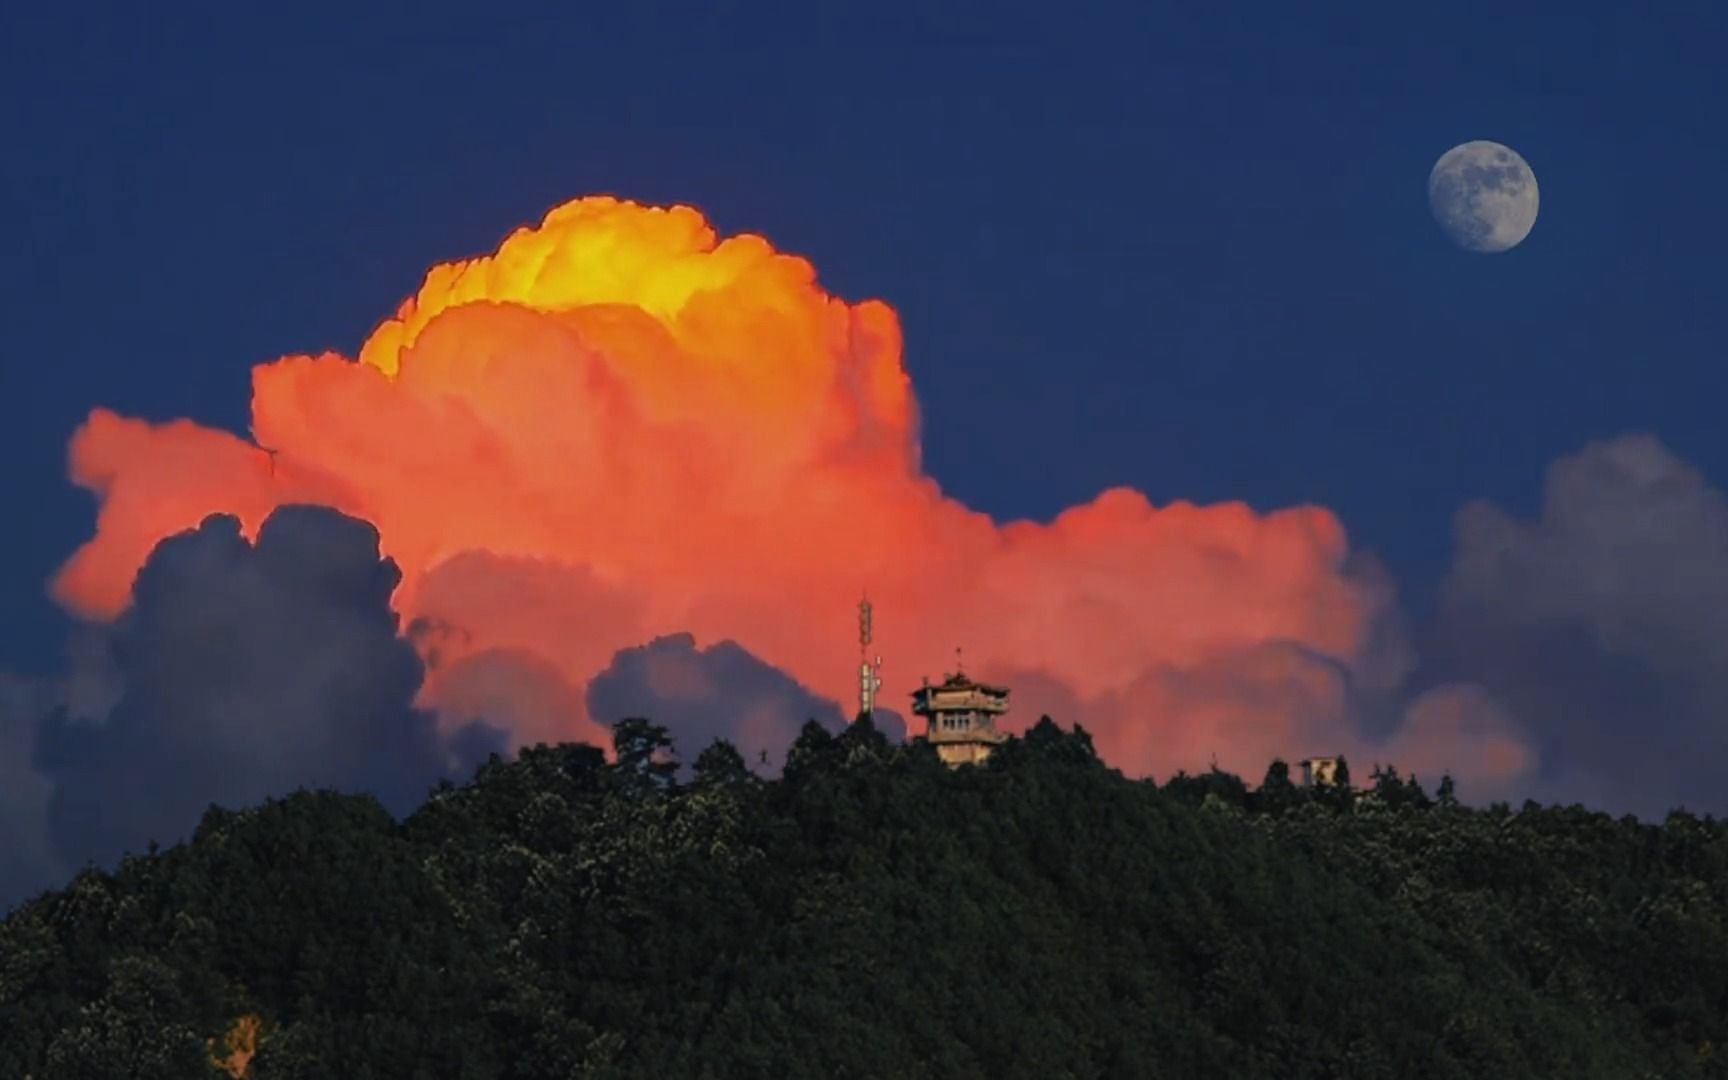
2 715 1724 1078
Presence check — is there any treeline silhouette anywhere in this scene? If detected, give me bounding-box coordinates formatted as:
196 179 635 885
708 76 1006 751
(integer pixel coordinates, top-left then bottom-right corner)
2 715 1725 1078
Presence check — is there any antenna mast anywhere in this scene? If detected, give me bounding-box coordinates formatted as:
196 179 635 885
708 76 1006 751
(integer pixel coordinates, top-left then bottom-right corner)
858 594 882 719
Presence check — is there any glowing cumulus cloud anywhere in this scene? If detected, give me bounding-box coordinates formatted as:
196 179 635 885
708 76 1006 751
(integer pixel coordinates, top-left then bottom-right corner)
50 196 1530 783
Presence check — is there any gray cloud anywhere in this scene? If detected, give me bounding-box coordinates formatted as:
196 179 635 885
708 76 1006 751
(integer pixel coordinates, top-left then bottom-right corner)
1423 434 1728 817
0 675 63 907
10 432 1727 919
586 632 886 771
430 646 599 751
27 505 504 890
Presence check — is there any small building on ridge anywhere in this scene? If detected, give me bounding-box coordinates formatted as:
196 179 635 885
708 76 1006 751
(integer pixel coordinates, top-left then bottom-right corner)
911 668 1010 767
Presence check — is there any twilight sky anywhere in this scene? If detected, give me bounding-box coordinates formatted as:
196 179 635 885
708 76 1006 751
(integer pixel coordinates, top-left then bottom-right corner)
1 4 1726 901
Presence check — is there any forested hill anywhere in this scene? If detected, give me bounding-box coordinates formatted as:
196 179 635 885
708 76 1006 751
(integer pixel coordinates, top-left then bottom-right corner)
3 716 1726 1079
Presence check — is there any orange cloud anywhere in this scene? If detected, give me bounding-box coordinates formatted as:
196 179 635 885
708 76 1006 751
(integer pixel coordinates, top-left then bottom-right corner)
49 195 1504 782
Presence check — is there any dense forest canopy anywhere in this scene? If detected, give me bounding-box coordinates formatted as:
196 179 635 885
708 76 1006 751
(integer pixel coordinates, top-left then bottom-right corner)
2 714 1725 1078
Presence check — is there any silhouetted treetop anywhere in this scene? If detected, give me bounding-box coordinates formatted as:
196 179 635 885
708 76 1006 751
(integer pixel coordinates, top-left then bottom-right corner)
3 716 1724 1078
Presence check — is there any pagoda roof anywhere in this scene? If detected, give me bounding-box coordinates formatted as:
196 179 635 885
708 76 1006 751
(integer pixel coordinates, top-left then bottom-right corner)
911 672 1010 697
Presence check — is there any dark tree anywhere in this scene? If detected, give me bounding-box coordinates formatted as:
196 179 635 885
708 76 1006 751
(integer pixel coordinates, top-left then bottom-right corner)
1257 758 1301 815
1370 764 1431 810
782 718 838 778
611 717 679 792
1405 773 1433 810
1021 715 1099 766
837 713 892 762
1437 774 1458 808
692 739 751 788
5 717 1726 1079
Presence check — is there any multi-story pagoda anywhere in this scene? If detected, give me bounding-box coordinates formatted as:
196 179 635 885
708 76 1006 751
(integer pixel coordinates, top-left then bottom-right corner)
911 658 1010 767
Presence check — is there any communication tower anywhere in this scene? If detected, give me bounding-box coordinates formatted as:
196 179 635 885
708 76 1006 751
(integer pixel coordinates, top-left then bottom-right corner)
858 594 883 719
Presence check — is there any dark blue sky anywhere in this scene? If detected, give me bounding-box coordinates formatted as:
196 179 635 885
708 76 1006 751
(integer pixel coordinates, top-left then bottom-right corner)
2 3 1724 674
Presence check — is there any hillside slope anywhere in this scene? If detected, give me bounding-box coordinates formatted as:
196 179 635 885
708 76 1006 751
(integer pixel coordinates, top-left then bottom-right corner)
2 716 1725 1078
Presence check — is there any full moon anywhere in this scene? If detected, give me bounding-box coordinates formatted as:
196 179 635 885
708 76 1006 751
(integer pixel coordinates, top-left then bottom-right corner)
1428 140 1539 253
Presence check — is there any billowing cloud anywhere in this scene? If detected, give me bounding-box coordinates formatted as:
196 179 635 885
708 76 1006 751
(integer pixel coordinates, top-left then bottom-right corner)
0 675 63 909
42 196 1428 791
1383 684 1534 803
1423 434 1728 816
429 647 604 754
30 505 503 881
587 632 872 771
0 189 1716 893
